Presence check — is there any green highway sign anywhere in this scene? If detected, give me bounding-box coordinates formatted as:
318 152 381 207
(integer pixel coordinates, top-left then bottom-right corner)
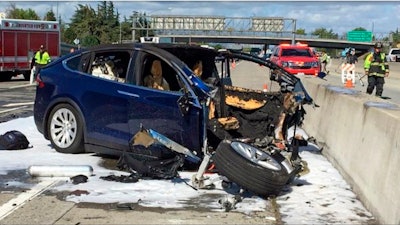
347 31 372 42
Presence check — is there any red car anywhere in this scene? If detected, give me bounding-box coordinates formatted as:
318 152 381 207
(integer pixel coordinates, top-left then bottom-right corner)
270 44 320 76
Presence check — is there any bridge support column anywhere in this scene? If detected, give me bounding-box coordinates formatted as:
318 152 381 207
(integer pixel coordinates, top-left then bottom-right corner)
263 44 269 54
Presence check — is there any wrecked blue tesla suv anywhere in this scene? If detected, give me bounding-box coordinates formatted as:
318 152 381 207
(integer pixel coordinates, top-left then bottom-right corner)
34 43 315 197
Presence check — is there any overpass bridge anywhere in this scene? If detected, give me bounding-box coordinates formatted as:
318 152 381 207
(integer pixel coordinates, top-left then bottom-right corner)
133 15 385 53
158 34 375 52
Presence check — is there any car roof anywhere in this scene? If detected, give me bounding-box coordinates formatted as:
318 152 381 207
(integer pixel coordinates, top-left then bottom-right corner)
85 43 218 54
82 43 220 66
278 44 311 49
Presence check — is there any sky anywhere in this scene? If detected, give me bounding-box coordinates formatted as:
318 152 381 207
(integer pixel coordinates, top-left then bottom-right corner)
0 116 377 224
0 1 399 36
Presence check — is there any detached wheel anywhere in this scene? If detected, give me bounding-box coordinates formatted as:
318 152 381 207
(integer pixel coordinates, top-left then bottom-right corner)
213 140 290 197
47 104 84 154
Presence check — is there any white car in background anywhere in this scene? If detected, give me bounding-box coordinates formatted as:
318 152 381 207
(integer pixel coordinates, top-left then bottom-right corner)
387 48 400 62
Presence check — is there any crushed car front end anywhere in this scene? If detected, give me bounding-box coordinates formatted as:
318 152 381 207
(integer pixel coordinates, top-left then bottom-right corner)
155 45 316 196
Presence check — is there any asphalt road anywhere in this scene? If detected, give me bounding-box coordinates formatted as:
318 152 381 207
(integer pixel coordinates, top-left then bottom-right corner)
0 75 36 123
324 58 400 105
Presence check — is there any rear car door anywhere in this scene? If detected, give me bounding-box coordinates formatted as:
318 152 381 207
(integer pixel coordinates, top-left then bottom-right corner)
80 49 134 152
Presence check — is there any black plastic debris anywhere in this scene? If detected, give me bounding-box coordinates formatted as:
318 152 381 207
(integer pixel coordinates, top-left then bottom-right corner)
0 130 30 150
100 173 139 183
70 174 89 184
117 141 184 179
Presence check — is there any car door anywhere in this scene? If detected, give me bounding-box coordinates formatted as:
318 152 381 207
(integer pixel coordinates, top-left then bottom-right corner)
270 46 280 64
80 49 134 152
123 50 203 153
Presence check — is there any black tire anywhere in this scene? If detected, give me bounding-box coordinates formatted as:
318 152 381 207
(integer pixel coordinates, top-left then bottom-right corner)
213 140 290 197
47 104 85 154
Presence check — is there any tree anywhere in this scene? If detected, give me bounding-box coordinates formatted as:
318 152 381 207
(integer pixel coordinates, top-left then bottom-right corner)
295 28 306 35
61 24 77 44
312 27 338 39
63 2 122 46
44 9 56 21
5 3 40 20
95 1 120 43
390 29 400 47
353 27 367 31
67 4 99 46
120 16 134 42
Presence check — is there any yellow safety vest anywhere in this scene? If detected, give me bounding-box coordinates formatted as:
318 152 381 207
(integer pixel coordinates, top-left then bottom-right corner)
34 51 51 65
364 53 389 77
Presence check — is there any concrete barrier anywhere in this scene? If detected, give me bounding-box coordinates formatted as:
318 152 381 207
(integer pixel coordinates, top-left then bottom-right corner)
300 76 400 225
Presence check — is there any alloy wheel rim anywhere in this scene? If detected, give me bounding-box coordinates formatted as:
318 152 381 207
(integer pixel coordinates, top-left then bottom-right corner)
50 108 77 148
231 141 281 171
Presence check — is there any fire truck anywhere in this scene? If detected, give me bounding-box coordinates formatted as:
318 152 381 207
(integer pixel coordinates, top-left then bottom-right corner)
0 18 60 81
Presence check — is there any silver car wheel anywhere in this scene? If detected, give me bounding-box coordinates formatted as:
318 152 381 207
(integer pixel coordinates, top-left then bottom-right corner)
50 108 77 149
230 141 282 171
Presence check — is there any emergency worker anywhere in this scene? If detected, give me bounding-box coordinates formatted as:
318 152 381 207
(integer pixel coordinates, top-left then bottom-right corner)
320 50 329 74
364 42 389 97
32 45 51 67
31 45 51 78
346 48 358 64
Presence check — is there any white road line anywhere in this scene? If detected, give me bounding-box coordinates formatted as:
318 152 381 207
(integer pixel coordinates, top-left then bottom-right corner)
0 179 59 220
0 106 28 114
3 102 34 107
9 83 36 89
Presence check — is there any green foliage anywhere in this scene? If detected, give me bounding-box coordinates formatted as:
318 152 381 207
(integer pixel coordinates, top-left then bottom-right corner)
353 27 367 31
312 27 338 39
62 25 77 45
44 10 56 21
82 35 100 47
62 2 123 46
211 44 223 50
296 29 306 35
390 29 400 47
5 3 40 20
121 18 133 42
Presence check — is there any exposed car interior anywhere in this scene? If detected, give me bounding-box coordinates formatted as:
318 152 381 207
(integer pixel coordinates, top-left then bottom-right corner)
89 51 130 82
141 55 181 91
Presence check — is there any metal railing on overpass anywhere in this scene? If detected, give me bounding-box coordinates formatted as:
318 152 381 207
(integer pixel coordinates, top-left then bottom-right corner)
133 15 388 51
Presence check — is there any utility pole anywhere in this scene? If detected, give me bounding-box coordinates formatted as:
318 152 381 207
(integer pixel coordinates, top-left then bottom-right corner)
119 22 122 43
132 11 138 42
292 19 296 45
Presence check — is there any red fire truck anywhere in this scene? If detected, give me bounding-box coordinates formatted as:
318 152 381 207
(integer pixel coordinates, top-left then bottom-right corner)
0 18 60 81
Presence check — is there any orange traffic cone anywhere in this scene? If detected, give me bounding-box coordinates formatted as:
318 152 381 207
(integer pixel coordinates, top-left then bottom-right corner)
262 83 268 92
345 79 353 88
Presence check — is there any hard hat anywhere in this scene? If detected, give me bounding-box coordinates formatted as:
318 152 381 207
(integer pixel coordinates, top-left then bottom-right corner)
374 42 383 49
40 45 44 49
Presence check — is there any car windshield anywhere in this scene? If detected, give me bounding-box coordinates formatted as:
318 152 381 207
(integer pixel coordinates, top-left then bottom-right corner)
281 49 312 57
392 49 400 54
